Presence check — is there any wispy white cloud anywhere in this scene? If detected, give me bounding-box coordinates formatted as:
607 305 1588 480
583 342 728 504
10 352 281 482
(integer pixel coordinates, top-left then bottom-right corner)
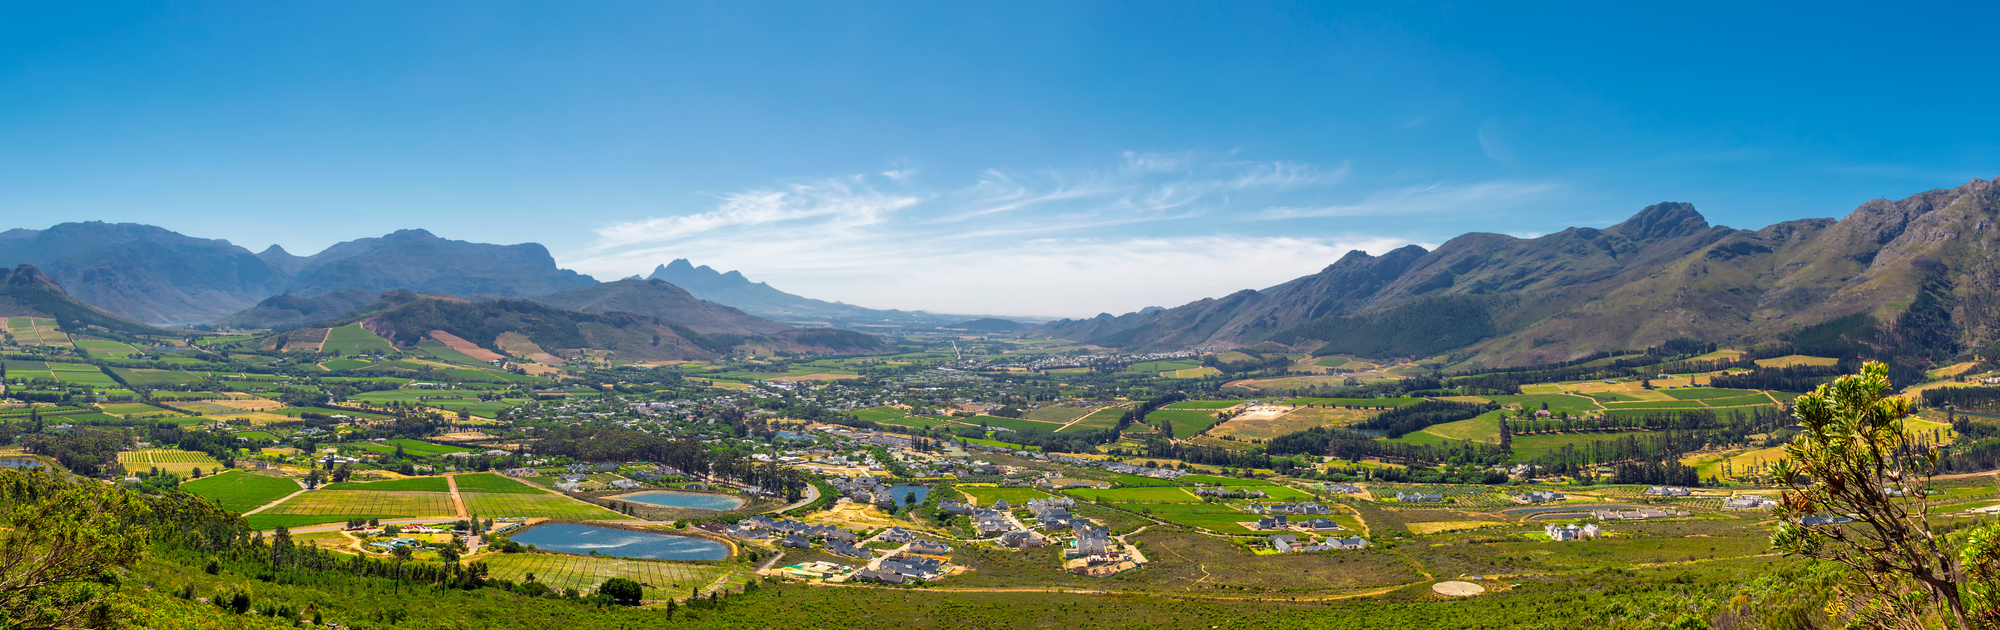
559 152 1550 317
1259 180 1562 220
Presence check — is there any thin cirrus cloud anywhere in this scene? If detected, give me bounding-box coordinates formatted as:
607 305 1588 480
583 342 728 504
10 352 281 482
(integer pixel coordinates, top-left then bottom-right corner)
561 152 1500 317
1258 180 1563 220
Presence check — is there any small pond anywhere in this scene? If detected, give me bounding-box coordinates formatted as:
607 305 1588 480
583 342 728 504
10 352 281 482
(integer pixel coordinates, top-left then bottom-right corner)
0 459 43 469
509 523 729 561
888 485 930 508
616 490 745 511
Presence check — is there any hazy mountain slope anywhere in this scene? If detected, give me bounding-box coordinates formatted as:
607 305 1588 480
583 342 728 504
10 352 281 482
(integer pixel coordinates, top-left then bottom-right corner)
0 264 163 335
648 259 960 323
210 288 383 331
332 291 886 361
287 229 597 299
0 222 291 324
1035 176 2000 366
530 279 792 335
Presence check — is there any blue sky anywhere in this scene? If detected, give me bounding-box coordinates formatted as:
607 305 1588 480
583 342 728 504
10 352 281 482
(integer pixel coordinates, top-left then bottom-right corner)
1 2 1996 317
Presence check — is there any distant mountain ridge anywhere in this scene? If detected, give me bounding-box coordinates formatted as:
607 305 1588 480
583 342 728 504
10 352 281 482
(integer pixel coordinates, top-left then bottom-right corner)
647 259 968 324
329 290 886 361
1032 175 2000 367
531 278 792 336
0 224 600 324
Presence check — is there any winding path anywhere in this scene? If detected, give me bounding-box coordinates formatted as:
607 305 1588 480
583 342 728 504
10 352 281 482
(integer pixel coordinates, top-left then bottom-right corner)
239 477 309 516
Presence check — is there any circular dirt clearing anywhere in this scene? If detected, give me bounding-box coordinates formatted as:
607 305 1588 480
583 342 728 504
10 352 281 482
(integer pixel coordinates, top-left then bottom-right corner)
1432 581 1486 597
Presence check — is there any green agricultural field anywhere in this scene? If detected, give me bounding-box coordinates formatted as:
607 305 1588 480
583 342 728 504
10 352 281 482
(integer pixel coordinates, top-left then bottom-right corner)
181 471 302 513
954 486 1056 506
453 472 545 494
416 339 492 366
1066 487 1199 503
873 415 957 430
1586 392 1641 402
1124 360 1199 373
974 415 1067 434
244 513 411 530
481 552 730 602
389 438 476 455
1146 409 1222 437
47 362 99 372
460 491 626 520
1172 475 1272 486
1164 400 1241 410
1022 406 1093 423
1601 400 1709 409
1509 431 1662 460
52 369 119 387
1661 388 1762 400
322 476 452 492
1411 410 1505 444
321 359 372 371
1141 507 1261 534
257 490 456 520
75 339 141 358
1488 394 1600 414
1063 408 1126 432
1702 394 1777 407
117 449 221 475
322 324 395 354
97 402 174 416
959 436 1039 451
1313 357 1351 368
113 368 206 386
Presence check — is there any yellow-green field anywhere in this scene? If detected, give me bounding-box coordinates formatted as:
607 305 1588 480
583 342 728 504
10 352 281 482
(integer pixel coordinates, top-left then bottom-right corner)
1753 355 1839 368
259 490 457 519
461 491 628 520
117 449 221 475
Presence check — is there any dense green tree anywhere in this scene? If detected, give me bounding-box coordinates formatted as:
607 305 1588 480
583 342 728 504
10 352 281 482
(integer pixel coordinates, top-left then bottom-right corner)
0 469 152 630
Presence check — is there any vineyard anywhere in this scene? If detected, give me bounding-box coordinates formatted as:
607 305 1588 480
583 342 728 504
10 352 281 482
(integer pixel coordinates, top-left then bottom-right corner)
117 449 221 476
258 490 457 521
481 552 730 601
462 491 627 520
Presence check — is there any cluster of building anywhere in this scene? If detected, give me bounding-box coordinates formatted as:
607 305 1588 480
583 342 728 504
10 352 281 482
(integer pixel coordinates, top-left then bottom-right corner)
1723 494 1778 509
720 516 869 558
1254 514 1342 531
1394 492 1444 503
1515 490 1566 503
1247 501 1334 515
1591 508 1691 520
855 553 948 584
1267 533 1368 553
1545 523 1602 541
827 475 913 508
1643 486 1694 497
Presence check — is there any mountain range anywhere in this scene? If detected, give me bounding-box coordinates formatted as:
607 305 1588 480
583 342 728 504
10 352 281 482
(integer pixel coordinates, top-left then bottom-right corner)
647 259 986 325
1031 175 2000 367
329 290 885 361
0 224 597 324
